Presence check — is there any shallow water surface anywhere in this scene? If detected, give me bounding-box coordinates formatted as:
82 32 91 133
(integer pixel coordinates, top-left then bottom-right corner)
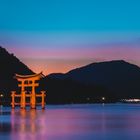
0 104 140 140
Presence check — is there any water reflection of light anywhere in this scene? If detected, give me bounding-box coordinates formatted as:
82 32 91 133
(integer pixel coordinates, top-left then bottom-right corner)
8 105 140 140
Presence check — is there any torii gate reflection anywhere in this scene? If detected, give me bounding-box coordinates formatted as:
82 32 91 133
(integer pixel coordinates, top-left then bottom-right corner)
11 109 46 140
11 72 46 109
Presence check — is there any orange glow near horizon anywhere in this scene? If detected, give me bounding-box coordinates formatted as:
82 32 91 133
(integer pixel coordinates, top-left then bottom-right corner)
21 58 94 75
7 46 140 75
21 58 140 76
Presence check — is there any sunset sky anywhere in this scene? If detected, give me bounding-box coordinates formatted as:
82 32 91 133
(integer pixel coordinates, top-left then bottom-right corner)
0 0 140 75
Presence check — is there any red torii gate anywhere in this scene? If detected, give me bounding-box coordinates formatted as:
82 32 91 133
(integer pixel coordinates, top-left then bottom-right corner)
11 72 46 109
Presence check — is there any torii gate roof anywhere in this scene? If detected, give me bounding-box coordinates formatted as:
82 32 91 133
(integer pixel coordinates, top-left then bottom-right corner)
14 72 45 80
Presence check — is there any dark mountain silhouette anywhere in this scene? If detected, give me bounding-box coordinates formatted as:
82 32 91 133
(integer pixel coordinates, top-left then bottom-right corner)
0 46 140 105
46 60 140 102
39 77 116 104
0 46 34 104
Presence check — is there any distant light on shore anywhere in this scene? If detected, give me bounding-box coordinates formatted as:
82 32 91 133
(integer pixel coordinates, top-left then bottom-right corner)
121 99 140 103
0 94 3 97
102 97 105 101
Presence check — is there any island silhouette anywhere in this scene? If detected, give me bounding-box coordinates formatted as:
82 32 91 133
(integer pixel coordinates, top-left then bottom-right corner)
0 46 140 105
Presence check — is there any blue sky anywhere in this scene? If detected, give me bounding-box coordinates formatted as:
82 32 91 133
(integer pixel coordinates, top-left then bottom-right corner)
0 0 140 31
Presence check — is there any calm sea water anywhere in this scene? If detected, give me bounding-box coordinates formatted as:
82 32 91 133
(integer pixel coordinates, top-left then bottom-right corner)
0 104 140 140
